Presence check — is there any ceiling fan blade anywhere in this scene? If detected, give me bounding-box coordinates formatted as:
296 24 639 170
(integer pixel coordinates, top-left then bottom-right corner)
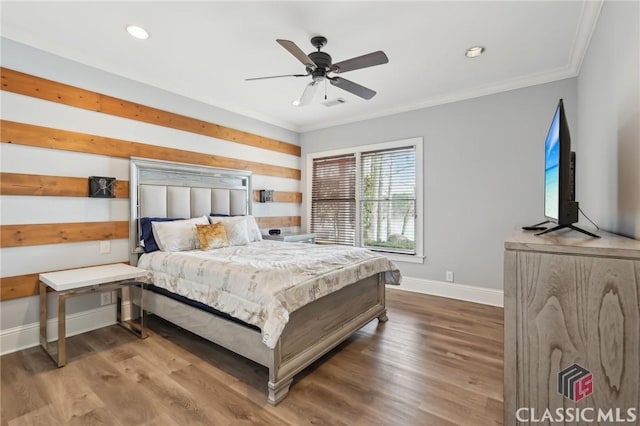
331 51 389 73
297 81 320 106
276 39 316 68
329 77 376 100
245 73 308 81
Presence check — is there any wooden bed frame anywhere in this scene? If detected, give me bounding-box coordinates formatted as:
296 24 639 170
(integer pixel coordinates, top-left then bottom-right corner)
128 158 388 404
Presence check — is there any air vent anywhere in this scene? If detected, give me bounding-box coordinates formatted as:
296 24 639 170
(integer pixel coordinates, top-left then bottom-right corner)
322 98 347 107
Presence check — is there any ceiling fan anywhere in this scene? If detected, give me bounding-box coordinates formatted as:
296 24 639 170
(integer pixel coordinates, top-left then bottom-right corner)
246 36 388 106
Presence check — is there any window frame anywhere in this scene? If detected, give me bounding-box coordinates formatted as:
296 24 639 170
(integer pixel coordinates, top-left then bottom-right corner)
305 137 424 264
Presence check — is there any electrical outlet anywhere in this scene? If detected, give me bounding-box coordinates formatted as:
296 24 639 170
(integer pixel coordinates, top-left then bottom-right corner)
100 292 111 305
446 271 454 282
100 240 111 254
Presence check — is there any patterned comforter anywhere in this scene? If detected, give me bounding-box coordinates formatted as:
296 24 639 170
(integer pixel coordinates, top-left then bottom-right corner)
137 240 401 348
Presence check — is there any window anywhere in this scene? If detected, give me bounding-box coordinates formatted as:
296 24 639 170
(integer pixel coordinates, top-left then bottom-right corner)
311 154 356 245
307 137 423 262
360 146 416 254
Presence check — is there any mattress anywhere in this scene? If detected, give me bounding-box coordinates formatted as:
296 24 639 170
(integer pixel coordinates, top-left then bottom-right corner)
137 240 400 348
145 283 260 331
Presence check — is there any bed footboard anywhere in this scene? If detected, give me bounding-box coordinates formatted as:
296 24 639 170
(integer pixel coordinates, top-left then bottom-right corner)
267 272 386 404
136 272 386 405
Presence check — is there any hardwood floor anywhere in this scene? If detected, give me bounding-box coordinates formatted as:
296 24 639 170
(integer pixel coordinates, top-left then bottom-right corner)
1 289 504 425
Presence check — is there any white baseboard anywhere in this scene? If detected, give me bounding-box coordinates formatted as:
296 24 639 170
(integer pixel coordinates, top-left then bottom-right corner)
392 276 504 307
0 304 117 356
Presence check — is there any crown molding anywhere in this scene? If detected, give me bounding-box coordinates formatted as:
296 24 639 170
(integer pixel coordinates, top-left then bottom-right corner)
297 0 604 133
568 0 604 75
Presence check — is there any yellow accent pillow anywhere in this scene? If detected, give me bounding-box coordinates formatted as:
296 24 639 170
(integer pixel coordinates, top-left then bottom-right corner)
196 223 229 250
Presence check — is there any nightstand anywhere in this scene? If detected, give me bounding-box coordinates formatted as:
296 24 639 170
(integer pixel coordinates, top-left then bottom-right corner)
39 263 150 367
263 233 316 244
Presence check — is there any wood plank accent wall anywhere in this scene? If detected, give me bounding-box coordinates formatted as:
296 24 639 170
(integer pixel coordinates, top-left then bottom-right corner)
1 120 301 180
0 70 304 303
1 221 129 248
0 172 129 198
1 67 301 157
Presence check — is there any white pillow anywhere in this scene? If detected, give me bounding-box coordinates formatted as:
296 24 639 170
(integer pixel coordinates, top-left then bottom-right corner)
245 215 262 242
210 216 251 246
152 216 209 251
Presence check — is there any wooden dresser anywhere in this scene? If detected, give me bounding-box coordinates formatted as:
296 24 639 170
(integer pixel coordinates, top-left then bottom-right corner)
503 229 640 424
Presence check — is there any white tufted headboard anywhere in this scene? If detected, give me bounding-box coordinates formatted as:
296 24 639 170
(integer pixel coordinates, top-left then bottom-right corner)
129 157 252 264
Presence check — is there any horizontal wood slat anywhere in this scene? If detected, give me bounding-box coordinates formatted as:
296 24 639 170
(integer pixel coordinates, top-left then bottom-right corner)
1 217 299 248
1 67 301 157
0 273 39 301
1 221 129 248
0 172 128 198
253 190 302 203
0 261 130 301
1 173 303 205
256 216 301 228
1 120 300 180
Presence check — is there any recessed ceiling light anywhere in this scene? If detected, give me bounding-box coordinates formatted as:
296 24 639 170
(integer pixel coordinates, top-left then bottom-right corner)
465 46 485 58
292 100 301 106
126 25 149 40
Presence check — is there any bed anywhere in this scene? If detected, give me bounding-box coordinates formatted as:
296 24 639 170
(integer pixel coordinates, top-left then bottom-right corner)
128 158 400 404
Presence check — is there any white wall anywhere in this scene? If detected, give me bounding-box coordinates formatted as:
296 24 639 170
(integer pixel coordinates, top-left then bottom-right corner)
0 38 301 348
576 0 640 239
301 79 578 293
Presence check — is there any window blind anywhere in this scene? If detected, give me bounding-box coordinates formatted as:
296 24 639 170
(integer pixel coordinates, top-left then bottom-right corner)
360 146 416 254
311 154 356 245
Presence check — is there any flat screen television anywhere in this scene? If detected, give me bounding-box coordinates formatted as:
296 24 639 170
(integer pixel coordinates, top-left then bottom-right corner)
544 99 577 224
534 99 598 238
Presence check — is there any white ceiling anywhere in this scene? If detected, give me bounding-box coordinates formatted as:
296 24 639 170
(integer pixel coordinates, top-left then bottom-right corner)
1 1 601 133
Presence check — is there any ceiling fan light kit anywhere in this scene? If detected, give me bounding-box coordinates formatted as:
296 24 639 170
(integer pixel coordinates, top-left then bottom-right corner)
247 35 388 106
